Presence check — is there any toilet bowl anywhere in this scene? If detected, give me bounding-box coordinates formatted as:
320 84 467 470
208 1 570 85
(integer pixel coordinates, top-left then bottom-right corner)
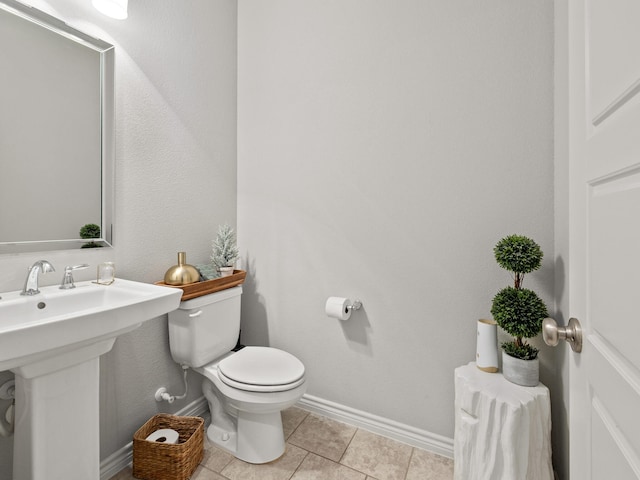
196 347 306 463
167 287 307 464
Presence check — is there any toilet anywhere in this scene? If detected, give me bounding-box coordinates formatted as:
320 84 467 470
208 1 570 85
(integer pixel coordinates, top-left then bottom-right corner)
167 286 306 464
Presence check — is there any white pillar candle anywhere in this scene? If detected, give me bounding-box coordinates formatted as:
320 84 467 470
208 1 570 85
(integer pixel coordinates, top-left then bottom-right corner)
476 319 499 373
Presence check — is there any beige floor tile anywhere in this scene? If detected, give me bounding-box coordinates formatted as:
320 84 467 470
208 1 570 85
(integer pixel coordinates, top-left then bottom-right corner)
340 430 412 480
282 406 310 439
221 443 307 480
191 465 228 479
288 414 357 462
201 439 234 473
405 449 454 480
291 453 366 480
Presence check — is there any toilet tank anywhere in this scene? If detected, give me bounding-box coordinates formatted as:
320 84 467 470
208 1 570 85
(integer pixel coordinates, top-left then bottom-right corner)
168 286 242 367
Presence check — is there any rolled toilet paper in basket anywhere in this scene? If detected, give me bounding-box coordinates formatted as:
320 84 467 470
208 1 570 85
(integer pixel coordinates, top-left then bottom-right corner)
145 428 179 444
325 297 352 321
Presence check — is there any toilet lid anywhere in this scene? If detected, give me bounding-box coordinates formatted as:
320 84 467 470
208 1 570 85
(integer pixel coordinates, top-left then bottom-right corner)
218 346 305 392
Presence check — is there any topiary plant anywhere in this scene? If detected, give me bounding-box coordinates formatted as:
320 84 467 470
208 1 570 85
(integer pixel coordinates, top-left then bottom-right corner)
79 223 102 248
211 224 239 272
79 223 101 239
490 235 548 360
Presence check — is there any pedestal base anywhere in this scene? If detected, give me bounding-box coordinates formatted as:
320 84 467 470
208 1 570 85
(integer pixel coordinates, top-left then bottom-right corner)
12 340 114 480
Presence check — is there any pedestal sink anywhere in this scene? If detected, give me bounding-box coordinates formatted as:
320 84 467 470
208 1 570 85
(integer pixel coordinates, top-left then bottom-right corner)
0 279 182 480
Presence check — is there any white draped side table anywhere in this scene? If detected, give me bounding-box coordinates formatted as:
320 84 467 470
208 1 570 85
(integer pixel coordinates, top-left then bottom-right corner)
454 362 553 480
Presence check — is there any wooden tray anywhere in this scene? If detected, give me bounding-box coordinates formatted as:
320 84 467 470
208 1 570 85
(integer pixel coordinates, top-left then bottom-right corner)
155 270 246 301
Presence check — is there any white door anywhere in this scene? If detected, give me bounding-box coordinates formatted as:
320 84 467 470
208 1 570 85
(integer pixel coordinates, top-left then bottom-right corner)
567 0 640 478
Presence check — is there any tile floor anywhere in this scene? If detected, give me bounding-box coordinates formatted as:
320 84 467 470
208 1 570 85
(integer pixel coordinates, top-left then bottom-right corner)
110 407 453 480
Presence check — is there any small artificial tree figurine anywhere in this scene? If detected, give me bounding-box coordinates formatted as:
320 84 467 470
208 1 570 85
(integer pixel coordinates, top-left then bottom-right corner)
490 235 548 360
211 224 240 273
79 223 101 249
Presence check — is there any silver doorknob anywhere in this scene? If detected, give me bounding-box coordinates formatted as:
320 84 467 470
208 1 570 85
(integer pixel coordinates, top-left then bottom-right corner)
542 317 582 353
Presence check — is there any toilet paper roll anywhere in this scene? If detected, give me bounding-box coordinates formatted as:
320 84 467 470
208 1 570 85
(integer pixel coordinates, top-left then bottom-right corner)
325 297 351 321
145 428 179 444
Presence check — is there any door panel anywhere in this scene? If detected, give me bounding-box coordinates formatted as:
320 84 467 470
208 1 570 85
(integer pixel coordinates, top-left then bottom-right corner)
588 341 640 452
588 0 640 125
589 169 640 366
591 406 639 479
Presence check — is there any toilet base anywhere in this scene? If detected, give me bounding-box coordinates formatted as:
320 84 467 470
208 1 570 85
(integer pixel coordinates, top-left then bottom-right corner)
207 423 238 456
207 411 285 464
202 378 289 464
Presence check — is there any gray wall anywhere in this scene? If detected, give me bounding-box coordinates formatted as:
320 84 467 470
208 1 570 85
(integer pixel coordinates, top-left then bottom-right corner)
0 0 237 477
237 0 554 444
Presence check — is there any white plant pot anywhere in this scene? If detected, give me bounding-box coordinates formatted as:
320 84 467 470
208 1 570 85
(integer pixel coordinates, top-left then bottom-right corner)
219 266 234 277
501 351 539 387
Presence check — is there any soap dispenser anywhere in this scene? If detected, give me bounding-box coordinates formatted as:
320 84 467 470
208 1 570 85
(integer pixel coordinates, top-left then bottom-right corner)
164 252 200 285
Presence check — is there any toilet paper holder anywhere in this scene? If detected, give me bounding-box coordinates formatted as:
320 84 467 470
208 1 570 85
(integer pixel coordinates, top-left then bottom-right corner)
346 300 363 312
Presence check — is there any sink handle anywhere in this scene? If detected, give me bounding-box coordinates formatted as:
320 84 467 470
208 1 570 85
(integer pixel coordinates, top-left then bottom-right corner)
59 264 90 290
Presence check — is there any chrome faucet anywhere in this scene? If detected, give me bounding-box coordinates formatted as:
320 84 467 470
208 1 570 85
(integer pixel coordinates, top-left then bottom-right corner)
21 260 55 296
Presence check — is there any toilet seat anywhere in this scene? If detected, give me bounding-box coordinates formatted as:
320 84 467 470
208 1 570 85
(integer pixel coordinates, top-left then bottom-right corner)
217 346 305 392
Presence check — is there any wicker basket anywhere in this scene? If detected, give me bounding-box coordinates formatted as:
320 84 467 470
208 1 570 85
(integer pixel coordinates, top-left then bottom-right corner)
132 414 204 480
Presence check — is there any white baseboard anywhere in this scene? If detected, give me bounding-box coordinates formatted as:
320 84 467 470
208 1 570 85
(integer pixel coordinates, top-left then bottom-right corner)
297 394 454 459
99 396 209 480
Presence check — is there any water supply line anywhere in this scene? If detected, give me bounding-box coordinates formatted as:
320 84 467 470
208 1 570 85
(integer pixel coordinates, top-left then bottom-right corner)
155 365 189 404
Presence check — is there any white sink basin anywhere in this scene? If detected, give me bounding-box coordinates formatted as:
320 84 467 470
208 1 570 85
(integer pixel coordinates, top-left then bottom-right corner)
0 277 182 480
0 278 182 374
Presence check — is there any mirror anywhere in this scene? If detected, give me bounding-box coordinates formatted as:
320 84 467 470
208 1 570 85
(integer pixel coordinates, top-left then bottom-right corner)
0 0 114 253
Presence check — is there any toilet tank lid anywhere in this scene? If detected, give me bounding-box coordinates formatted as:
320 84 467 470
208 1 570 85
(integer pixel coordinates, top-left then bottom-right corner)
177 286 242 310
218 346 305 386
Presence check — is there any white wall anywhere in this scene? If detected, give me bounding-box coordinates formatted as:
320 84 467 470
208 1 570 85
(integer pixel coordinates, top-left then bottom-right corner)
0 1 237 477
238 0 554 443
